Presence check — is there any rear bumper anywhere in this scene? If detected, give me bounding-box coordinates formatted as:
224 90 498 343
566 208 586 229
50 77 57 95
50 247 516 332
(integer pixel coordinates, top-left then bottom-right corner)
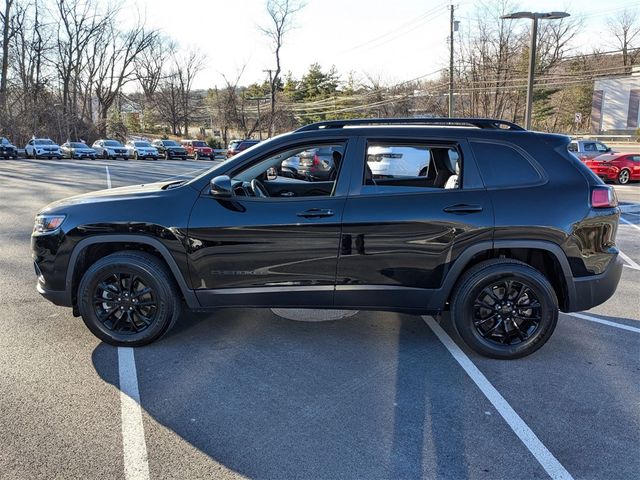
567 255 623 312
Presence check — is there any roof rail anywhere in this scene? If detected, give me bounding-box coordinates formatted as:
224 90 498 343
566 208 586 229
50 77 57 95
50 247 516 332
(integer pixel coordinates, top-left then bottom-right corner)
294 117 526 132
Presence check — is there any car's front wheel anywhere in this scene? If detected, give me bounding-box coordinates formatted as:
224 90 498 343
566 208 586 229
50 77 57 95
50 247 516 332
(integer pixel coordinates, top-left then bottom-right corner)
77 251 181 346
450 259 558 359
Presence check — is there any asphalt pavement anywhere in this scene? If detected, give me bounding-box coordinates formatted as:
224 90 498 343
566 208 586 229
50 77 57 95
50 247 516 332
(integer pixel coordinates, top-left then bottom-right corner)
0 157 638 479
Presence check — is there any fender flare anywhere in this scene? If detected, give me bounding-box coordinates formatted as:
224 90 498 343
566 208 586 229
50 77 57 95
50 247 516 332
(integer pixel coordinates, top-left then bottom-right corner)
66 234 200 308
431 239 576 310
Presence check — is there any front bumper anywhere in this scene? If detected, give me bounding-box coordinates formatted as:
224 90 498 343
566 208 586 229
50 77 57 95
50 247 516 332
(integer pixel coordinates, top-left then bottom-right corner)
34 261 71 307
568 255 623 312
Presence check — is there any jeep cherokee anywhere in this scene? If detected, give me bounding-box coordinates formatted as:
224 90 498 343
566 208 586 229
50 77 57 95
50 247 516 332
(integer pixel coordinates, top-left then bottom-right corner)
31 118 623 359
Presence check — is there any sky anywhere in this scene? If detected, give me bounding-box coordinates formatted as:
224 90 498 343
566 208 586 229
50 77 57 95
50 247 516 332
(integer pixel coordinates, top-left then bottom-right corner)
132 0 640 90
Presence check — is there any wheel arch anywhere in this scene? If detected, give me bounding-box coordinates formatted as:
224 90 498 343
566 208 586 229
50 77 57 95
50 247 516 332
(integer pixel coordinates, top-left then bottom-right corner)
66 235 199 310
434 240 576 312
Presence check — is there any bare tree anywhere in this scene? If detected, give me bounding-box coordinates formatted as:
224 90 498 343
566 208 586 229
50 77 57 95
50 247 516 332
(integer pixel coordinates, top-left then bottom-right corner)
0 0 15 118
259 0 304 136
175 48 205 136
607 9 640 67
93 21 156 135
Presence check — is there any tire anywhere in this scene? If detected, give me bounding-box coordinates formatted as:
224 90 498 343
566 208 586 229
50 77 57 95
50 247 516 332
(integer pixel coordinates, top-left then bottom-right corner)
77 251 181 346
450 259 558 359
103 151 109 160
616 169 630 185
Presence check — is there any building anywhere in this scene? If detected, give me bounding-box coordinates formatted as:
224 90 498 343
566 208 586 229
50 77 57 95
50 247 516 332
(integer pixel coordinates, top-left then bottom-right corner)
591 69 640 134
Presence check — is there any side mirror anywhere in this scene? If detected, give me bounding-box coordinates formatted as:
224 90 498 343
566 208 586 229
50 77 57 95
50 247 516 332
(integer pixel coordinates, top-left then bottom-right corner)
210 175 233 198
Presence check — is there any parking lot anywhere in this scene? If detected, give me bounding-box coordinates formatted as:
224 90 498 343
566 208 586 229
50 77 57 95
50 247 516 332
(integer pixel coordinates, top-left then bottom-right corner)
1 157 638 479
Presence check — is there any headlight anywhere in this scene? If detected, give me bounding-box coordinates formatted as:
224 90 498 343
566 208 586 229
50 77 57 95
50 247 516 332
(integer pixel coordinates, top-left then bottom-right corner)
33 214 66 234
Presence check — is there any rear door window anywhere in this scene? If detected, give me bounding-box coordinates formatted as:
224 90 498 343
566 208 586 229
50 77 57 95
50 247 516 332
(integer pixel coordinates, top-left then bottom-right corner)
470 141 543 188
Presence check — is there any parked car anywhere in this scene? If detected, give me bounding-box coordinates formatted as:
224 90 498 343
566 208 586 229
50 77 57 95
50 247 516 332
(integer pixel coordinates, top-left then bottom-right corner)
25 138 62 159
280 154 301 178
226 139 259 158
586 152 640 184
92 139 130 160
1 137 18 159
297 146 343 180
151 139 187 160
568 139 613 161
125 140 159 160
32 117 622 360
181 140 213 160
61 142 97 160
367 145 431 178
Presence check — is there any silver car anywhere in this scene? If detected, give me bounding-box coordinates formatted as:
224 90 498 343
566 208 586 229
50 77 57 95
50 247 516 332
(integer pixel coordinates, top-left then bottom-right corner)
61 142 97 160
125 140 159 160
92 139 131 159
568 140 613 161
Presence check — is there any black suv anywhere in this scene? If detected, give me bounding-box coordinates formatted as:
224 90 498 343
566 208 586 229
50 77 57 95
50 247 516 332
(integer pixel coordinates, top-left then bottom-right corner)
31 118 622 359
151 139 188 160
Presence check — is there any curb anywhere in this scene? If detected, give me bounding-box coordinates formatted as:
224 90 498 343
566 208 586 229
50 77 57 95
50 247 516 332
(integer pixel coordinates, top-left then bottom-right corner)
620 203 640 214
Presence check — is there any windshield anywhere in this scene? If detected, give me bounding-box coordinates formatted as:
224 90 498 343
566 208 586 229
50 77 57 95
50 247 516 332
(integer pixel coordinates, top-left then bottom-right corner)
104 140 122 147
70 142 89 148
193 141 207 147
135 142 151 147
163 140 179 146
35 139 55 145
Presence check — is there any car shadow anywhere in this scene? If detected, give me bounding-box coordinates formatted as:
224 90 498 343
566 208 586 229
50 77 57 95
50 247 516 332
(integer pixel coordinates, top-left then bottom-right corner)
92 310 489 478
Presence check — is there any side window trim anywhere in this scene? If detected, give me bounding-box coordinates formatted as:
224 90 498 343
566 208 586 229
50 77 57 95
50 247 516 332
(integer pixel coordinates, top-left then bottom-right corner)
350 137 466 197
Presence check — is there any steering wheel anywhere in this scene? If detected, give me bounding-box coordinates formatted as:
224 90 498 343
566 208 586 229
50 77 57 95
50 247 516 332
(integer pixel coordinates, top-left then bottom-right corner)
250 179 270 198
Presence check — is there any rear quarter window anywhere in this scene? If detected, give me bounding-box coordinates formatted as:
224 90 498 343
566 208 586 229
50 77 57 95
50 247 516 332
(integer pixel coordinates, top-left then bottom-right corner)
471 141 543 188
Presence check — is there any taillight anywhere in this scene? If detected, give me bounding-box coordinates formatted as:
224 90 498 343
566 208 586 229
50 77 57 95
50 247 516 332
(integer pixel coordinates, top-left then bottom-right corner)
591 186 618 208
313 154 320 167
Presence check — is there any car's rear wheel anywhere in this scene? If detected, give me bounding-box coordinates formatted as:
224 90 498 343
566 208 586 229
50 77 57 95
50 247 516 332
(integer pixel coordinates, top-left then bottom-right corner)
77 251 181 346
450 259 558 359
616 169 630 185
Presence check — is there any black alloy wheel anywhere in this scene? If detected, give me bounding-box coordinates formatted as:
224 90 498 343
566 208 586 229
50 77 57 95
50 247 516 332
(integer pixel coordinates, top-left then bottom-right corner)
78 251 181 346
450 259 558 359
92 272 157 334
471 279 541 345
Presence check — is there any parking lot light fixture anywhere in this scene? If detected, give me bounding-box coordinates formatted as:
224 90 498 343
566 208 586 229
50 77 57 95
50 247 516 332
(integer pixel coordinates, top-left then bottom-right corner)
501 11 570 130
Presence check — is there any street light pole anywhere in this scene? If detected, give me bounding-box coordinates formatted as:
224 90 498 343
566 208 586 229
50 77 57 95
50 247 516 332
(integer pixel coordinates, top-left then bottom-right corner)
524 16 538 130
501 11 569 130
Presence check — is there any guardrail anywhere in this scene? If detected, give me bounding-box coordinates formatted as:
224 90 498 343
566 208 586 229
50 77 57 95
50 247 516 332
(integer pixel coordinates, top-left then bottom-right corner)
573 134 639 143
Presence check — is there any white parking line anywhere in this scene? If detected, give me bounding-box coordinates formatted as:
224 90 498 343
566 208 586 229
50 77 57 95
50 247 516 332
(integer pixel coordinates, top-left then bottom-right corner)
118 347 150 480
619 250 640 271
565 312 640 333
422 316 574 480
106 166 112 189
620 217 640 232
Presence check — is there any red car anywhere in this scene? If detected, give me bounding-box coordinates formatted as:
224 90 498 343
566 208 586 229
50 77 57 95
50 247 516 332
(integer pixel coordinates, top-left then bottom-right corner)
181 140 213 160
586 153 640 185
226 139 260 158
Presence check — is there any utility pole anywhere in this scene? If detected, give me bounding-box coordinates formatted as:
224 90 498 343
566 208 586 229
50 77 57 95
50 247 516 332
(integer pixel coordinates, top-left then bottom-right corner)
448 3 455 118
247 95 269 140
263 69 275 137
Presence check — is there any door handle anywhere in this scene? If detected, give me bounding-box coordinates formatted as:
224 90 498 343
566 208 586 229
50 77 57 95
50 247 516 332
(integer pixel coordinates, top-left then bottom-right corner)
296 208 334 218
443 204 483 214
